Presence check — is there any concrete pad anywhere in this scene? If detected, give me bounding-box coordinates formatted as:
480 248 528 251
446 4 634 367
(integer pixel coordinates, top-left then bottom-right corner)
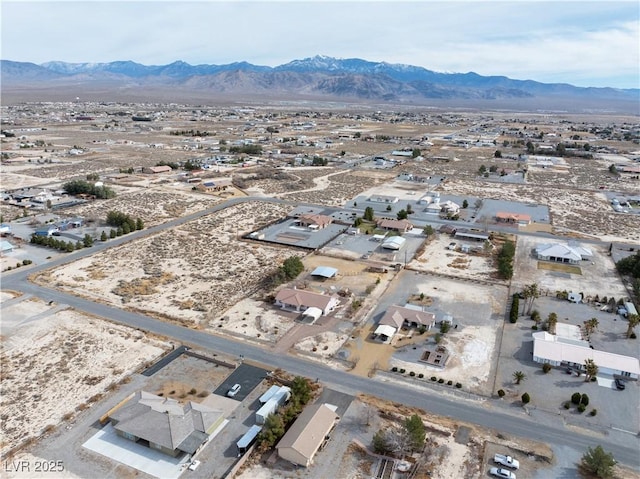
596 376 615 389
83 423 188 479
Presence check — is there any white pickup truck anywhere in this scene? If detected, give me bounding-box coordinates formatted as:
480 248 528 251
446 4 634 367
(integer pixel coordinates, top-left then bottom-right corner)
494 454 520 470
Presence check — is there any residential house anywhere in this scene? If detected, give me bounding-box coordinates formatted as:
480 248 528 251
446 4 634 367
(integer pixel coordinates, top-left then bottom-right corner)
143 165 173 174
368 194 399 204
496 212 532 225
276 404 340 467
376 218 414 233
374 305 436 341
196 178 233 192
536 243 593 264
296 214 332 230
274 288 339 316
109 391 224 457
532 331 639 380
382 236 406 250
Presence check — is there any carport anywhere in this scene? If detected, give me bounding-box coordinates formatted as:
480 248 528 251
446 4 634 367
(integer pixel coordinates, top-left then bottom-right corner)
374 324 396 342
302 307 323 324
311 266 338 278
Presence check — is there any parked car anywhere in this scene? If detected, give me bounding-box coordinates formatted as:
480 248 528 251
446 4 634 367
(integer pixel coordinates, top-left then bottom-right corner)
615 378 626 390
188 460 201 471
494 454 520 470
489 467 516 479
227 383 241 397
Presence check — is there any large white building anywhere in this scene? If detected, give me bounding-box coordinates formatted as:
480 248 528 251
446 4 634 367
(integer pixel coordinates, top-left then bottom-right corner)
535 242 593 264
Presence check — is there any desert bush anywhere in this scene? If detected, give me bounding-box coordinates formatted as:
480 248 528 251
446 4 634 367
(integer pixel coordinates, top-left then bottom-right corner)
399 368 406 374
590 409 597 416
391 366 398 372
521 392 531 404
542 363 552 373
447 380 453 386
498 389 505 398
409 371 415 377
431 376 437 381
189 388 197 395
455 383 462 388
581 393 589 406
577 403 586 413
564 401 571 409
438 378 444 384
571 392 582 405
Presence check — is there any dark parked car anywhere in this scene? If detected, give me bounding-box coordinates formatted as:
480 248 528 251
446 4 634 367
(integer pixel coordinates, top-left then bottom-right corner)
614 379 626 390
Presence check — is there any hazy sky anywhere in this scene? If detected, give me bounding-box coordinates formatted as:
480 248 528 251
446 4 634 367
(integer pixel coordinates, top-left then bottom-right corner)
2 1 639 88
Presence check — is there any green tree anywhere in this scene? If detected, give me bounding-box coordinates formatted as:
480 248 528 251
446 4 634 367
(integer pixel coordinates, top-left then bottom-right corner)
478 164 487 174
526 141 535 154
423 225 434 236
584 359 598 382
100 231 108 242
403 414 426 451
281 256 304 280
82 234 94 248
411 148 421 158
547 312 558 334
372 430 392 455
386 204 392 212
626 313 639 338
494 150 502 158
136 218 144 230
406 204 413 214
397 209 408 220
521 392 530 404
584 318 599 340
258 414 285 449
122 222 131 235
513 371 526 385
363 206 375 222
109 229 116 239
462 199 468 209
608 164 618 175
522 283 540 315
290 376 312 405
580 445 616 478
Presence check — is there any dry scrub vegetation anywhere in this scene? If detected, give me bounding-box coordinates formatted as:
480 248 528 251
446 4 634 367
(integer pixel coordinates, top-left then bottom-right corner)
36 201 296 325
0 307 167 456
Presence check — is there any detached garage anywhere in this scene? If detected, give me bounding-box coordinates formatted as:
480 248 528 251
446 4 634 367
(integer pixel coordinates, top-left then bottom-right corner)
276 403 339 467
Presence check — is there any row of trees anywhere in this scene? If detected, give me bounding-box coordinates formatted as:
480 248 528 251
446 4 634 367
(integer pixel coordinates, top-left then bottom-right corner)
62 179 116 199
497 240 515 279
106 211 144 232
31 233 94 252
256 376 313 452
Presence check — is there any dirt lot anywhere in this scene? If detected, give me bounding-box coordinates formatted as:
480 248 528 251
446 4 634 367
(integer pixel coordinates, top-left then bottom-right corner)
0 291 168 456
33 201 295 326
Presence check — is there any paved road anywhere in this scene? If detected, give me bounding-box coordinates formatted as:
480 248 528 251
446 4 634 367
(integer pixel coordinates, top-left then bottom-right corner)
2 197 638 470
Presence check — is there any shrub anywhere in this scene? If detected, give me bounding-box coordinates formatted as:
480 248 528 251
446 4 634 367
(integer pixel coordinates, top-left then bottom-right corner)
431 376 437 381
391 367 398 372
418 373 424 379
438 378 444 384
521 392 531 404
409 371 415 377
510 295 519 323
571 392 582 405
399 368 406 374
447 380 453 386
631 332 637 339
590 409 597 416
581 394 589 406
189 388 197 395
577 403 586 413
455 383 462 389
564 401 571 409
542 363 552 374
497 389 505 398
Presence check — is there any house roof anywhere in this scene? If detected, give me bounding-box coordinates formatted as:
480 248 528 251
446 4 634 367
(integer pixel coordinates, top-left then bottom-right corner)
0 240 14 251
379 305 435 328
536 243 592 261
376 218 414 231
298 213 332 228
533 331 640 375
147 165 173 173
496 212 531 222
311 266 338 278
275 288 338 310
276 404 339 462
110 391 223 453
382 236 406 249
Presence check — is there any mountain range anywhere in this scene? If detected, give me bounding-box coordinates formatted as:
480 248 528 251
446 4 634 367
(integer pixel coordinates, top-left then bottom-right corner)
1 55 638 112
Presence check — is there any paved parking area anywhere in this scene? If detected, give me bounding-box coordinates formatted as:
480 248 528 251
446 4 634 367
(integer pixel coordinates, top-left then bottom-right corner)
212 363 270 402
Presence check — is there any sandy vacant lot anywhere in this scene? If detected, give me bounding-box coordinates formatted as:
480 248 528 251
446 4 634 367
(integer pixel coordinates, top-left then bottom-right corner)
0 291 168 455
34 201 298 326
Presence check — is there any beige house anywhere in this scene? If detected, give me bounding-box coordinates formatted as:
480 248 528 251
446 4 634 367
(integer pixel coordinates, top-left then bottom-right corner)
143 165 173 174
276 404 340 467
296 213 332 230
274 288 339 316
376 218 414 233
496 211 531 225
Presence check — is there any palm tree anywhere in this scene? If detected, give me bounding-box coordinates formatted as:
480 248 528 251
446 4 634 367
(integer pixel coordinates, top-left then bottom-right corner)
584 359 598 382
513 371 527 385
584 318 599 340
627 314 640 338
547 312 558 335
523 283 540 315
